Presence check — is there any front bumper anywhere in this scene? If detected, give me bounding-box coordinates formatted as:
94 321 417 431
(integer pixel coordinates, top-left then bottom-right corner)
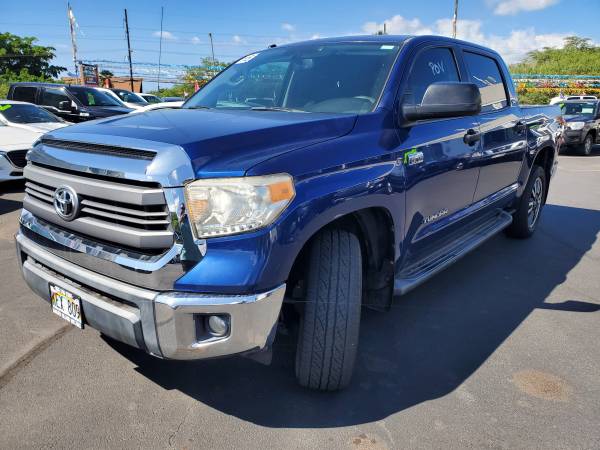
563 130 585 146
0 154 23 181
15 232 285 360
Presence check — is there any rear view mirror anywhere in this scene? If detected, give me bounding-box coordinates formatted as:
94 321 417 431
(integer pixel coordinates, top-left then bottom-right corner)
402 82 481 122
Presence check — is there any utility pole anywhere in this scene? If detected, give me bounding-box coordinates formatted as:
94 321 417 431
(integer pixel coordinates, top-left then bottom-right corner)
452 0 459 39
157 6 163 92
383 22 387 35
208 32 215 77
67 3 78 76
124 9 134 91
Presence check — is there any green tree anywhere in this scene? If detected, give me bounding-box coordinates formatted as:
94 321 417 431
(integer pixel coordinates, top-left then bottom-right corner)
0 32 65 78
150 57 228 98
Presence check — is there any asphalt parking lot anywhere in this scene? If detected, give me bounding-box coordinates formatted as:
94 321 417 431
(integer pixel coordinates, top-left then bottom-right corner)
1 152 599 449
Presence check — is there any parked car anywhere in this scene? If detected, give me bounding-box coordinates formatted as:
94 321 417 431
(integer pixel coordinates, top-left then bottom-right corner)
105 88 149 110
0 100 68 132
549 94 597 105
162 96 184 102
15 35 560 391
7 83 133 122
559 100 600 155
0 104 68 181
139 93 163 104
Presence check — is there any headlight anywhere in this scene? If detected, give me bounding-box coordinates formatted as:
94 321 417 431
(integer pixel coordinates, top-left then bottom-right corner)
184 174 295 238
568 122 585 130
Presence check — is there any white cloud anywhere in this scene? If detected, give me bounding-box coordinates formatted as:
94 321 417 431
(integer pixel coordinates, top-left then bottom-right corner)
361 14 566 63
492 0 559 15
232 35 247 44
190 36 201 45
152 30 177 40
281 23 295 32
310 34 321 40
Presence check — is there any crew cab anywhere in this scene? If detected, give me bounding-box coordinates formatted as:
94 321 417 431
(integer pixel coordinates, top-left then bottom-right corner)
15 36 560 391
7 83 133 122
559 100 600 155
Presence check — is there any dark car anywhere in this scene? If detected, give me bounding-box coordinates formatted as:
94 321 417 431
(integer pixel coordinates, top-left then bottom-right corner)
16 35 561 391
560 100 600 155
7 83 133 122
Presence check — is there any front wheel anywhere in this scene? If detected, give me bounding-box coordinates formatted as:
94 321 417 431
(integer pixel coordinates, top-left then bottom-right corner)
580 133 593 156
295 229 362 391
506 165 546 239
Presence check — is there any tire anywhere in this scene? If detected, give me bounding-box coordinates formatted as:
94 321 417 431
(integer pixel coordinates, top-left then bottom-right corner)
506 165 546 239
295 229 362 391
580 133 593 156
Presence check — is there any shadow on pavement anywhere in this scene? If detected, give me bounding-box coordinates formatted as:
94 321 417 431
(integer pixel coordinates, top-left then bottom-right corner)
107 203 600 428
0 198 23 215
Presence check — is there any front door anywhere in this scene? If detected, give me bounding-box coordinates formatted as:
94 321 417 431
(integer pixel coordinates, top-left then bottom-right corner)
399 46 481 261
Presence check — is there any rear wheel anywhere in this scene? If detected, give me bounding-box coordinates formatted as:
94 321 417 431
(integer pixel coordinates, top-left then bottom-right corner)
580 133 593 156
295 228 362 391
506 165 546 239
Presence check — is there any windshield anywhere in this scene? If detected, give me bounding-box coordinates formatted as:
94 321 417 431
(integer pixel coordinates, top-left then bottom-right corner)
143 94 162 104
113 89 147 104
184 43 400 114
0 104 62 123
68 87 123 107
561 102 597 117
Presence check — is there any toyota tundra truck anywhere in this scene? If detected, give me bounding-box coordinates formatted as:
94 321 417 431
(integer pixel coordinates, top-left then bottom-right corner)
15 35 560 391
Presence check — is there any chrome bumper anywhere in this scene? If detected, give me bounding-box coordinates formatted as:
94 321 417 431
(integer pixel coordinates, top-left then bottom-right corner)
15 232 285 360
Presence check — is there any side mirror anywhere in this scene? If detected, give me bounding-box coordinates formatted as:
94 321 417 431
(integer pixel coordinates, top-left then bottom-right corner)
58 100 71 112
402 82 481 122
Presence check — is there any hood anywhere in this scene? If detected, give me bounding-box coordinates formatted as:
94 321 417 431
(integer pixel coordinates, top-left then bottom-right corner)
564 115 592 122
0 126 42 151
7 122 68 133
84 105 134 117
51 108 357 175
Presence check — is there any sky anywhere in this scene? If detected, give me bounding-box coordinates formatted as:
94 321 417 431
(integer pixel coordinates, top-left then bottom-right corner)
2 0 600 91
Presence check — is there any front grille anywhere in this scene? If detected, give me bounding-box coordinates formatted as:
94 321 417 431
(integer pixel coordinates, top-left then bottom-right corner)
23 163 173 250
41 138 157 160
6 149 28 168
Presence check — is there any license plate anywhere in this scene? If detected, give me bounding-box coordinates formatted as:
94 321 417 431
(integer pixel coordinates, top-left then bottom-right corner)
50 284 83 329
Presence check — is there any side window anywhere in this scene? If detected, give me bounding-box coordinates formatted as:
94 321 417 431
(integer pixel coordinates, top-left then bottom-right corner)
463 52 508 112
12 86 37 103
406 48 460 104
41 88 71 110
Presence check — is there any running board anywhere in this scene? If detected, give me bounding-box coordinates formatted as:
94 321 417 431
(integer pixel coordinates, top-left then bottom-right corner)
394 210 513 296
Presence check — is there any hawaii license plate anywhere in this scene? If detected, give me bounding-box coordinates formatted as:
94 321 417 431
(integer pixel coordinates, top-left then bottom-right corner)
50 284 83 329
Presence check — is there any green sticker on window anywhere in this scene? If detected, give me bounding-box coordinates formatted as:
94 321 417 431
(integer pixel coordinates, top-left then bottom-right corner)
0 104 12 111
87 93 95 106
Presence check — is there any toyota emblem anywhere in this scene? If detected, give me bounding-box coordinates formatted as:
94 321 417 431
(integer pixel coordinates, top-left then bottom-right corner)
53 186 79 221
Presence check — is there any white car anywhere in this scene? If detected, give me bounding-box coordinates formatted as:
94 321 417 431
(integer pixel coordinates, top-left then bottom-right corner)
139 93 163 104
550 95 597 105
129 101 184 113
0 101 69 181
97 88 149 110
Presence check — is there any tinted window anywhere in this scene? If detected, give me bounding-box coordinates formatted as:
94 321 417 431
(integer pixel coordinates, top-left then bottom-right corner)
112 89 147 104
406 48 460 104
67 87 122 107
0 104 62 123
463 52 508 112
185 43 401 114
11 86 37 103
41 88 71 110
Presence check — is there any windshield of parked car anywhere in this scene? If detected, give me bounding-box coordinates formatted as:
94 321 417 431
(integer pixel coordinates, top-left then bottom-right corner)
184 43 401 114
143 95 162 104
0 104 62 123
561 101 597 117
68 87 123 107
113 89 148 104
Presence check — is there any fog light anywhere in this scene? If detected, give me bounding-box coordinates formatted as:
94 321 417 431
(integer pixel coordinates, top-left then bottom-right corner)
207 315 229 337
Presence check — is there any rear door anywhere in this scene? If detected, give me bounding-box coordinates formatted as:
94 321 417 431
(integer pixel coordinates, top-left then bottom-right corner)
400 45 482 254
10 85 39 104
462 50 526 202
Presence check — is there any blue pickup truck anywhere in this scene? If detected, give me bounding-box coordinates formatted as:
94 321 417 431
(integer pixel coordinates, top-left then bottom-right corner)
16 35 560 391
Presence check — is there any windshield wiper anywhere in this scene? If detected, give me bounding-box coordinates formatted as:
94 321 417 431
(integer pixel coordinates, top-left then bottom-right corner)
250 106 307 113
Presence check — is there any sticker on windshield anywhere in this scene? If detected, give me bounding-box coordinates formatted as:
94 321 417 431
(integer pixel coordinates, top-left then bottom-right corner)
0 105 12 111
380 45 395 50
236 53 258 64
